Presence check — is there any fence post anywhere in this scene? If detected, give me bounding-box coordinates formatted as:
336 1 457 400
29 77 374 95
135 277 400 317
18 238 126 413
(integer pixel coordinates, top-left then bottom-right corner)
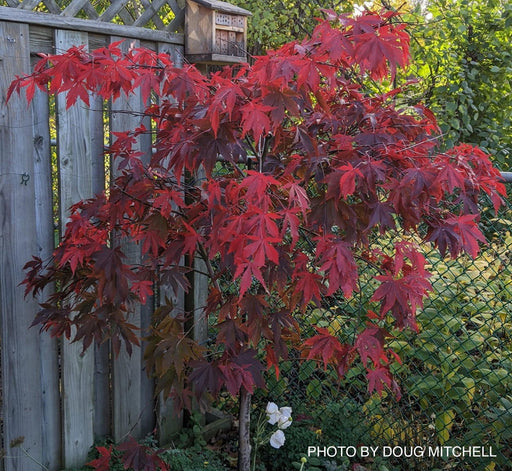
0 21 45 471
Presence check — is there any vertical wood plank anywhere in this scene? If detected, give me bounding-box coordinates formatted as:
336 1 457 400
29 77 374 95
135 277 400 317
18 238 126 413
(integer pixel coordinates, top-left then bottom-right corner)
138 119 156 437
158 42 184 68
192 168 208 347
55 29 95 469
90 95 106 197
0 21 44 471
157 286 184 443
110 37 155 442
93 339 111 439
193 255 209 346
32 85 61 470
88 94 112 440
155 41 185 443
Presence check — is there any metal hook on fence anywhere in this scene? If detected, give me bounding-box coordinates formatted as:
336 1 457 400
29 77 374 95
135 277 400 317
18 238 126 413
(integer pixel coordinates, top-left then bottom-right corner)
20 173 30 186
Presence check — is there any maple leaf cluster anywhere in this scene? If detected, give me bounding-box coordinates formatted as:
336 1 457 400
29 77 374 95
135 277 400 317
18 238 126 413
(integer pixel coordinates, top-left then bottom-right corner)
12 10 505 403
87 437 168 471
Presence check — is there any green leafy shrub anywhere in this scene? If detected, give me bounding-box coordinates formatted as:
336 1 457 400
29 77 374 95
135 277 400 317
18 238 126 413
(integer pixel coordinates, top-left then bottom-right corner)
264 218 512 470
65 436 228 471
161 447 227 471
406 0 512 168
365 231 512 470
260 424 319 471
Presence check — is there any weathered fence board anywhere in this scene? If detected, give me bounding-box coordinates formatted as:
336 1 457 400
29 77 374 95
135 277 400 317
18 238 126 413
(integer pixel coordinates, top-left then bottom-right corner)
56 27 96 470
159 40 185 68
110 37 153 442
89 94 111 440
32 85 61 470
157 286 185 443
0 6 185 43
0 21 44 471
0 5 186 470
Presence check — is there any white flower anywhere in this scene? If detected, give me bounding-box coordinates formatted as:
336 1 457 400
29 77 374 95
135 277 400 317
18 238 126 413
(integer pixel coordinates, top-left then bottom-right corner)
270 430 286 449
277 414 292 429
266 403 293 428
277 406 292 429
266 402 280 425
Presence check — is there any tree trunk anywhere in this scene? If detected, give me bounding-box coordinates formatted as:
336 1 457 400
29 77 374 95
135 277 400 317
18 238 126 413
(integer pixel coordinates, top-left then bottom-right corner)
238 387 252 471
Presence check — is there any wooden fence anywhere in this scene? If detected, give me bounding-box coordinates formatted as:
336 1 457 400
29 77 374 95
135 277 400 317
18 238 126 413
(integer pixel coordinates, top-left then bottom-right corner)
0 2 189 470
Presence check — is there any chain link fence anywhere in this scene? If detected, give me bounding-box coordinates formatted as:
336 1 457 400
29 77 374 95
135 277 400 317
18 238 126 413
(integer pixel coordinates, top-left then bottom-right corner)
259 193 512 471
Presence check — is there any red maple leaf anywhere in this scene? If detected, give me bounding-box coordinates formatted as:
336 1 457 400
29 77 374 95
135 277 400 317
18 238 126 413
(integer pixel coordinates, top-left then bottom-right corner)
87 446 113 471
233 260 268 298
316 236 358 297
367 365 401 400
280 207 301 247
428 214 487 258
130 279 153 304
118 437 168 471
355 327 388 367
219 350 265 396
189 359 223 397
240 101 275 142
144 214 170 257
292 266 323 307
338 163 363 198
303 326 345 370
352 15 409 80
372 271 431 322
448 214 487 258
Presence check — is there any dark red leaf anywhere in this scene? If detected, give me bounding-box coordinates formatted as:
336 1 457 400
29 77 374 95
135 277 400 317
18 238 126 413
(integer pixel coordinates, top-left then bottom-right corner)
303 326 345 370
355 327 387 367
118 437 168 471
87 446 113 471
367 365 401 400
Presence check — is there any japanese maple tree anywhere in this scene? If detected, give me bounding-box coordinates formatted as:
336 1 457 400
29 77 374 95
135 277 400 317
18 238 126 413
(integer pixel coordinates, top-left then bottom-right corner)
10 8 505 469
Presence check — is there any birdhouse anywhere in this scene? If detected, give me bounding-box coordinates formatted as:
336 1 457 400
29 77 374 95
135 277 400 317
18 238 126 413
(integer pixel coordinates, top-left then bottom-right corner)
185 0 251 65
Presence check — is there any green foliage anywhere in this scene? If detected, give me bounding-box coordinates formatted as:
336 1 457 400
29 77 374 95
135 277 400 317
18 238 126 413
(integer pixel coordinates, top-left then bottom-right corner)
161 448 226 471
175 410 208 449
228 0 350 55
232 0 512 168
260 423 319 471
263 199 512 470
255 397 400 471
407 0 512 168
316 399 372 446
364 231 512 469
65 435 227 471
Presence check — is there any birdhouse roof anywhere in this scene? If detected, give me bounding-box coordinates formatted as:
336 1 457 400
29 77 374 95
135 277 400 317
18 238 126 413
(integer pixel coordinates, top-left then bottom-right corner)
190 0 252 16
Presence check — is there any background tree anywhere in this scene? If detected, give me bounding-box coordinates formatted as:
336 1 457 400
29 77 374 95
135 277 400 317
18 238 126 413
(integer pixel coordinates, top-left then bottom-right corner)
229 0 349 55
406 0 512 169
10 8 505 470
234 0 512 168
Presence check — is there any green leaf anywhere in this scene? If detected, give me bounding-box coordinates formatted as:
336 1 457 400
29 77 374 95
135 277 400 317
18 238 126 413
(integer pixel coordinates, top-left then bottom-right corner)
461 377 476 405
306 379 322 400
298 360 315 381
435 409 456 445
